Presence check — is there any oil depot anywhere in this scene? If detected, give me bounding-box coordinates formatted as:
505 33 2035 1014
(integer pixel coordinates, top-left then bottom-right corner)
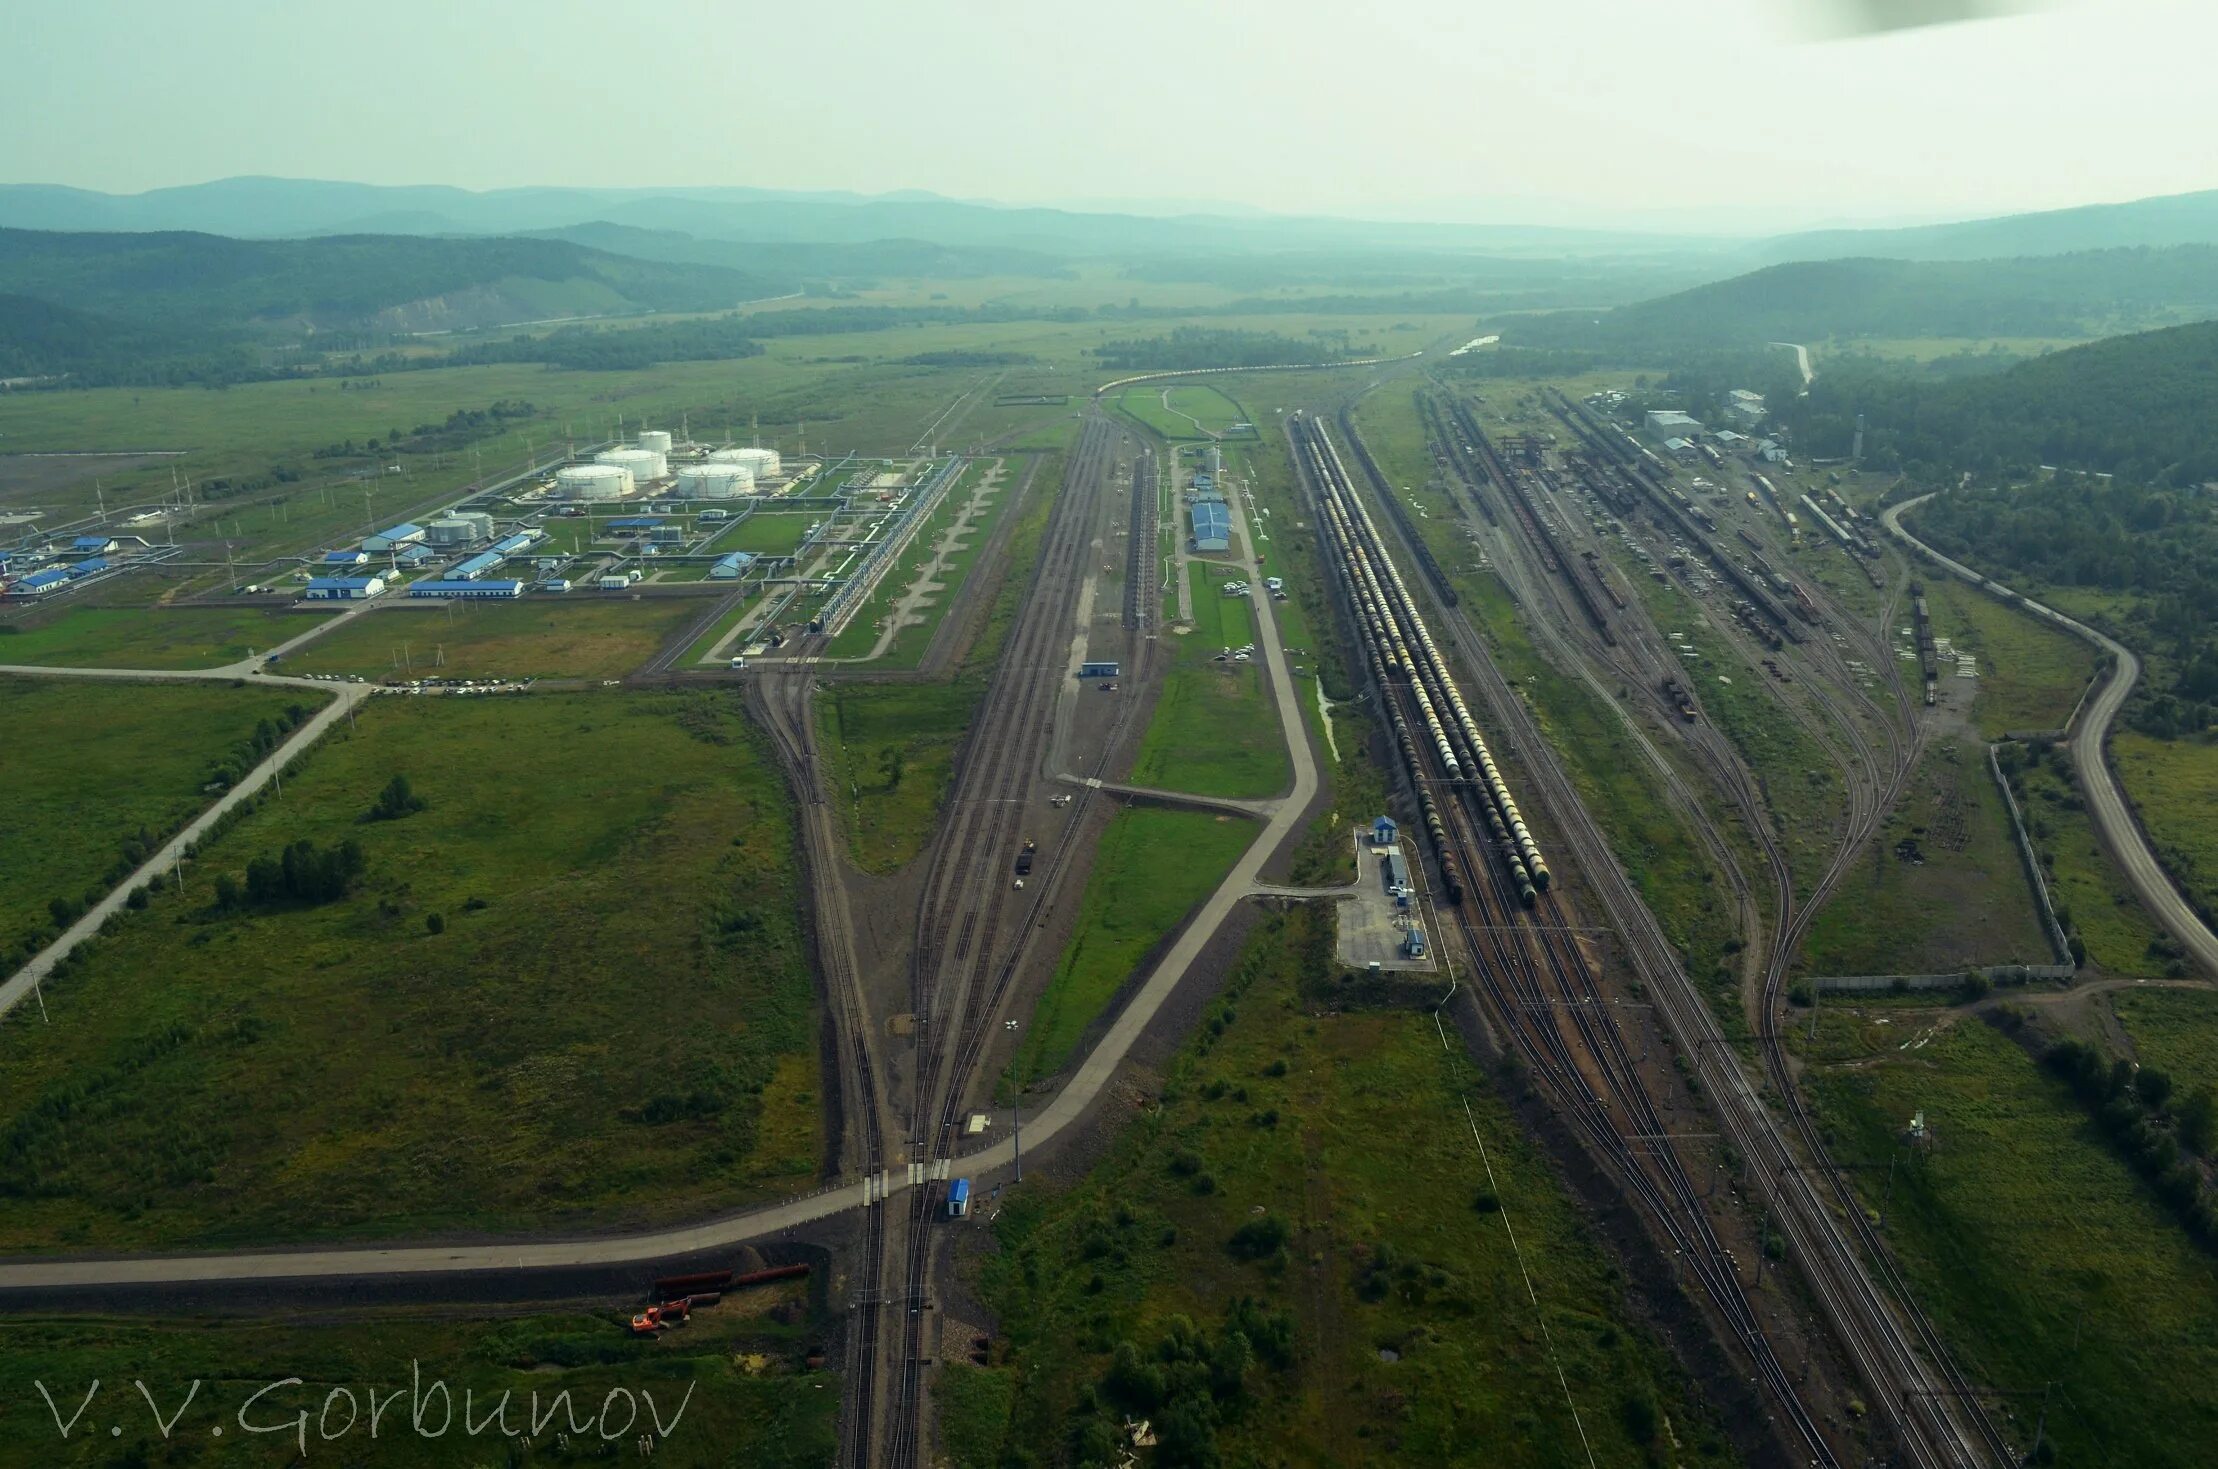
539 433 792 504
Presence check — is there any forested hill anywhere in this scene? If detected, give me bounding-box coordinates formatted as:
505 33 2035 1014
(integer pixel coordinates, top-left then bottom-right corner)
1500 248 2218 354
1789 320 2218 485
0 228 784 334
1764 188 2218 263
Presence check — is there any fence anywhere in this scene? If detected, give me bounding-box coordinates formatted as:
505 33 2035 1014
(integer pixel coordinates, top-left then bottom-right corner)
1811 964 2075 994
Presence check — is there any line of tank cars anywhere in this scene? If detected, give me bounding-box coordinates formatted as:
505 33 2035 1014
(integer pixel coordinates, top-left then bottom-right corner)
1292 413 1551 907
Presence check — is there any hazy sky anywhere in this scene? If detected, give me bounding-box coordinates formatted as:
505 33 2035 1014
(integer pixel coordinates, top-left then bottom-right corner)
9 0 2214 230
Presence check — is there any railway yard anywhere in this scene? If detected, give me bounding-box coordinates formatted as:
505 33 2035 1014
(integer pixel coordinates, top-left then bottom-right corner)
3 332 2212 1469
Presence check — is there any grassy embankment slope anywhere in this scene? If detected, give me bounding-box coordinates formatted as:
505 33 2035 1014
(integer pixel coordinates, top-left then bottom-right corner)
0 690 819 1251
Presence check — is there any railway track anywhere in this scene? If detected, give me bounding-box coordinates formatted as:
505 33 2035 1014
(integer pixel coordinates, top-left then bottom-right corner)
875 412 1131 1469
1123 447 1155 631
1291 411 1842 1464
1347 395 2008 1467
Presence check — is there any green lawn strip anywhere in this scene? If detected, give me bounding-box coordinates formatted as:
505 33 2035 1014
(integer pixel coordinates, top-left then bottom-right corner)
1803 1015 2218 1466
822 463 1014 665
0 676 321 961
0 1290 835 1467
937 1360 1019 1469
2111 732 2218 931
2012 750 2171 977
1798 736 2050 976
817 679 985 874
974 906 1740 1469
1016 808 1256 1082
0 690 820 1251
0 606 331 669
1128 564 1287 800
285 598 700 681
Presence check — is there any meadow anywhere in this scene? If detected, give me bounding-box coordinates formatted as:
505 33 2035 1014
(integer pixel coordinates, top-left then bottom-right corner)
2110 732 2218 933
0 676 317 960
1015 807 1257 1082
0 1283 835 1468
282 597 697 681
818 679 986 874
1113 382 1256 441
1803 1015 2218 1467
0 690 821 1251
1926 577 2098 738
0 604 330 668
967 906 1741 1469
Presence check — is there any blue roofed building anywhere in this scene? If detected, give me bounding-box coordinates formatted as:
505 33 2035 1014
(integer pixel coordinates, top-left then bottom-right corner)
393 544 436 568
491 530 539 556
302 575 387 601
408 578 523 599
451 550 505 580
71 535 118 554
12 568 71 596
66 556 108 578
1190 500 1231 553
364 522 425 552
322 549 369 566
709 551 757 579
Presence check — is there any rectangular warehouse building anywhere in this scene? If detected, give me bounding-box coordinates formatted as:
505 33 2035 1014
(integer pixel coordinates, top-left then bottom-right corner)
302 575 387 601
408 578 524 600
450 550 506 580
1191 500 1231 553
364 522 425 552
709 551 757 579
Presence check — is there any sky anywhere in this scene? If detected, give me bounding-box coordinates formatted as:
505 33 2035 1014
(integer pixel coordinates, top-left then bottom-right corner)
7 0 2215 232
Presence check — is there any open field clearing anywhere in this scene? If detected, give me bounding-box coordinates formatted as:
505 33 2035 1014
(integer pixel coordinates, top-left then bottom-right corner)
283 598 697 681
1113 383 1255 441
0 1282 835 1466
1804 1014 2218 1468
2111 733 2218 932
2109 985 2218 1093
1799 737 2049 976
705 509 824 557
1925 578 2098 738
0 676 318 961
0 690 819 1251
1128 563 1289 799
1016 808 1256 1082
968 907 1739 1469
819 680 984 874
0 604 330 668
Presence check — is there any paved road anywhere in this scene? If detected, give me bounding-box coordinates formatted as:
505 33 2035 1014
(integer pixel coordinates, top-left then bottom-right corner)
1885 494 2218 977
1769 340 1815 389
0 444 1323 1293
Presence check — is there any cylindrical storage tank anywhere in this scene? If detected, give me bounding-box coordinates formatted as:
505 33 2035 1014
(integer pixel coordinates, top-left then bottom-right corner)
597 448 665 486
637 430 673 456
674 464 755 499
557 464 632 501
710 447 780 480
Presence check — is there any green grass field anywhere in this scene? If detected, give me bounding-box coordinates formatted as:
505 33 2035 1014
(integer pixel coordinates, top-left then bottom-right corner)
0 676 319 960
0 1284 835 1467
2109 985 2218 1093
1113 383 1257 441
704 509 825 558
0 605 332 669
1016 807 1256 1082
1799 737 2050 975
0 690 820 1251
1927 578 2098 738
1803 1014 2218 1466
282 598 699 681
2111 733 2218 933
968 906 1740 1469
1128 564 1289 800
2013 749 2171 976
818 679 985 874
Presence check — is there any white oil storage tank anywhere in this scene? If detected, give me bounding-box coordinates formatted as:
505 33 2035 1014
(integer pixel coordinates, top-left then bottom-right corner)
596 448 666 486
637 430 673 456
675 463 754 499
557 464 632 501
709 447 780 480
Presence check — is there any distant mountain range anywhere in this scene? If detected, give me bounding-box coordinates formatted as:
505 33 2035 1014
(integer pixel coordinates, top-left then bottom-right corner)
1500 248 2218 355
1764 189 2218 263
0 177 1728 259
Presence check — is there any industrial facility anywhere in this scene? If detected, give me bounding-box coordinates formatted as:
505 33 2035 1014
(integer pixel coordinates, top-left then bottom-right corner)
1190 500 1231 553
